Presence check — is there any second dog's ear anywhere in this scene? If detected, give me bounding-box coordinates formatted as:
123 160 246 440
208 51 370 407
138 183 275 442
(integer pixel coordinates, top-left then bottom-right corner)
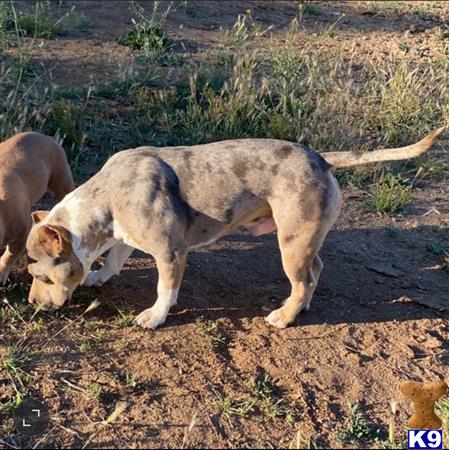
37 225 71 257
32 211 50 224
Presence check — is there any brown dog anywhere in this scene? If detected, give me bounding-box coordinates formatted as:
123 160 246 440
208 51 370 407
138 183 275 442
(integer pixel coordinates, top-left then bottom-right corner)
0 132 74 283
26 128 443 329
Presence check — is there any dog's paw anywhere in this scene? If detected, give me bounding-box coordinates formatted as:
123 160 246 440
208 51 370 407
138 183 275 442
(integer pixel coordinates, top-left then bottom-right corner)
83 270 105 287
265 308 291 329
135 308 166 329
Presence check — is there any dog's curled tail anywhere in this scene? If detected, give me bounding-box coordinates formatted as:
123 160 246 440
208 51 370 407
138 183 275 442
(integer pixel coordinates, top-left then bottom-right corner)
322 127 445 168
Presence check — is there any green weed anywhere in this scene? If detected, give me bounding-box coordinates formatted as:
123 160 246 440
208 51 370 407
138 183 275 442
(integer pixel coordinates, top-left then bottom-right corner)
336 401 382 445
364 173 412 213
45 99 88 157
197 319 227 349
86 383 102 401
217 395 257 418
299 3 322 16
224 10 272 50
114 309 135 328
124 372 140 389
119 1 172 61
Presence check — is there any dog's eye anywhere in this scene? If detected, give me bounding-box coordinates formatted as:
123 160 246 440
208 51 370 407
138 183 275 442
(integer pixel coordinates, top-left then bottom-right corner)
35 274 53 285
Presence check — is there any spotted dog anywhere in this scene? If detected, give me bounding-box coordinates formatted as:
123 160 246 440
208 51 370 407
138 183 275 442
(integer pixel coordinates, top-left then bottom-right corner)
0 132 74 284
26 128 443 329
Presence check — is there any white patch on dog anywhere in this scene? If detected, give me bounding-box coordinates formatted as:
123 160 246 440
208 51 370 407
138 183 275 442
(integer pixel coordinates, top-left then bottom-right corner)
83 243 133 287
46 194 118 281
83 269 106 287
136 281 179 329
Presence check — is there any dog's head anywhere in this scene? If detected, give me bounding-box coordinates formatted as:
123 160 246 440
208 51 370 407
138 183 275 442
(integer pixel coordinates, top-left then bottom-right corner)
26 211 84 310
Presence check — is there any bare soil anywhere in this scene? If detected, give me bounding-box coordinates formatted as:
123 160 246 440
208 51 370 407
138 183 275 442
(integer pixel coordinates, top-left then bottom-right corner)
1 1 449 448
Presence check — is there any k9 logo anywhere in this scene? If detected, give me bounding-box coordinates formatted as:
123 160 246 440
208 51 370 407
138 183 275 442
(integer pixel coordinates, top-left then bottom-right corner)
408 430 443 449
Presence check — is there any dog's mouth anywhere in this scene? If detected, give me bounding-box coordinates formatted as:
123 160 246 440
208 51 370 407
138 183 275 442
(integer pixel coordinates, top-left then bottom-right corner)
29 295 69 311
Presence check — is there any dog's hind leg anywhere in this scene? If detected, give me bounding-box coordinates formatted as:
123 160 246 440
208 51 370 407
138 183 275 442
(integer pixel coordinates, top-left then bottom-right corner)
48 144 75 200
84 243 134 287
266 225 325 329
265 176 341 328
136 250 187 329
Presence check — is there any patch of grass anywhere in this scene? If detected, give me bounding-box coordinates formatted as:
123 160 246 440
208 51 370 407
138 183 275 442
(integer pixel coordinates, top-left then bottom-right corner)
1 343 33 406
336 401 383 445
335 164 386 188
7 1 65 39
0 64 49 142
319 13 346 39
245 374 295 422
79 339 92 353
215 372 296 423
114 35 447 154
217 394 257 418
0 417 15 436
224 10 272 51
60 12 93 33
119 1 172 61
85 383 102 401
32 318 46 332
114 309 135 328
197 319 227 349
406 156 449 180
0 293 35 326
0 1 89 41
364 173 412 213
44 99 88 157
124 372 140 389
1 344 31 377
372 63 449 145
0 2 13 49
61 377 103 402
299 3 322 16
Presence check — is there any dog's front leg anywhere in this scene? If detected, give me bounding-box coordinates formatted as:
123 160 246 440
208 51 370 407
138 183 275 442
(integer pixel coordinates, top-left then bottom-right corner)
84 243 134 287
136 252 187 329
0 240 25 284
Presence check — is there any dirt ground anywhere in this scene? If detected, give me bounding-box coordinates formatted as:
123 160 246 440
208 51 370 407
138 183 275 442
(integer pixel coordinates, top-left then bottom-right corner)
1 1 449 449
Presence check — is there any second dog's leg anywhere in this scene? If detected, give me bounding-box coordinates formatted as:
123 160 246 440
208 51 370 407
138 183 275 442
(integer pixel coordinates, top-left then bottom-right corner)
0 241 25 284
84 243 134 287
136 251 187 329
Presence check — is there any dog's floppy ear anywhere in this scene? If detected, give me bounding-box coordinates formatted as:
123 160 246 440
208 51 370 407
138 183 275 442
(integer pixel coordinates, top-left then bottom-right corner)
32 210 50 225
37 225 72 257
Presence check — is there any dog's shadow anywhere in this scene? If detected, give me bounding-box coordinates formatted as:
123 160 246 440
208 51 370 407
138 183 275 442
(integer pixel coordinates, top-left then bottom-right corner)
80 224 449 328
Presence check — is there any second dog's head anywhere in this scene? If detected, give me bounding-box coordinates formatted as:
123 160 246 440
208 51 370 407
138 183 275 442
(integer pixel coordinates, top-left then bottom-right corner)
26 211 84 310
